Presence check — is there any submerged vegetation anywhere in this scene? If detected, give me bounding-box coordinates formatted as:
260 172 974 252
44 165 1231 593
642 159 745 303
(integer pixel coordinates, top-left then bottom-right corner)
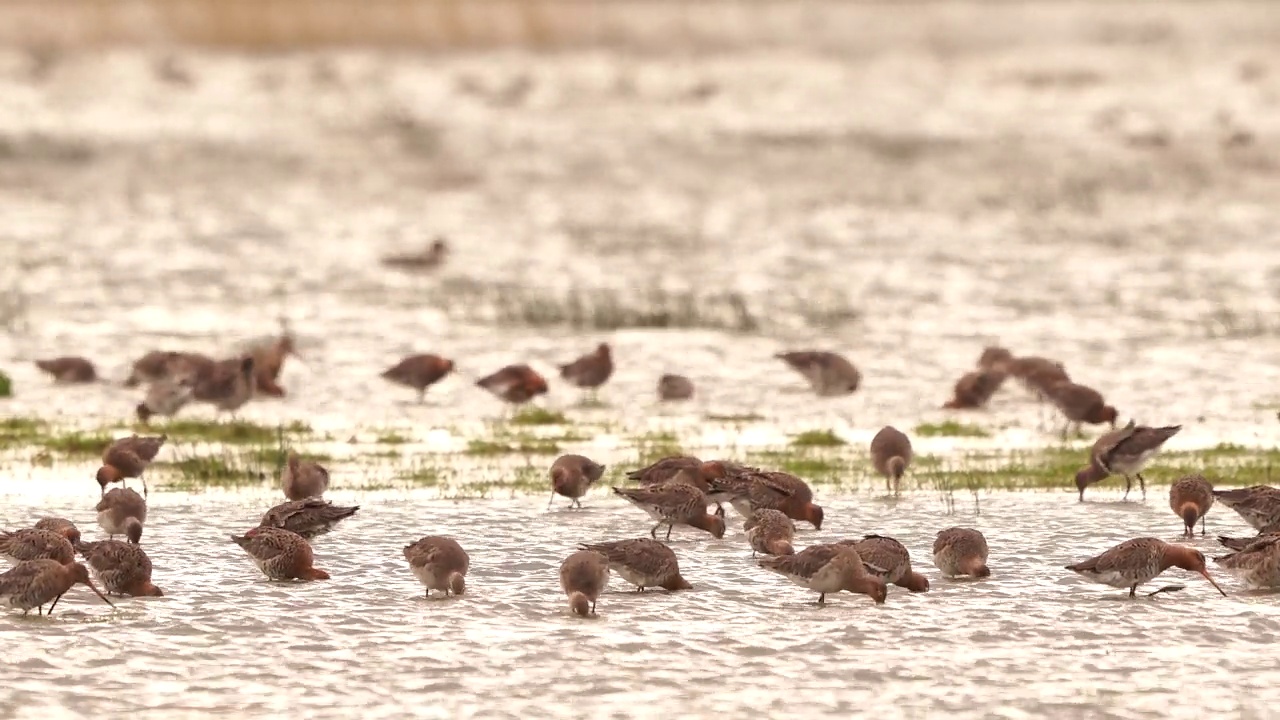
790 429 846 448
2 413 1277 494
914 421 992 438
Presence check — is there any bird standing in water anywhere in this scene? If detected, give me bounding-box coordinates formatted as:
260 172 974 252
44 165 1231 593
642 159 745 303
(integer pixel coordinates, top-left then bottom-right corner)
1065 537 1227 598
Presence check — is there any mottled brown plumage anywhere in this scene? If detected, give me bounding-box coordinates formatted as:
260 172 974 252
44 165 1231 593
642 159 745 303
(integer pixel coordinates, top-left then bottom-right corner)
231 527 329 581
1169 474 1214 538
0 528 74 565
125 350 215 388
136 376 194 423
548 454 606 509
33 518 80 545
1046 381 1117 438
35 356 97 383
0 559 113 615
775 351 861 396
579 539 691 591
943 369 1007 409
96 489 147 541
560 549 609 616
1066 537 1226 597
476 364 548 405
1215 535 1280 589
870 426 913 494
841 535 930 592
1005 356 1070 398
559 343 613 390
282 451 330 501
403 536 469 597
1212 485 1280 531
98 434 166 497
757 544 887 605
1219 529 1280 552
193 356 256 413
611 483 725 540
932 528 990 578
76 539 163 597
657 374 695 401
1074 421 1181 501
744 509 795 557
708 467 823 529
260 498 359 539
381 354 455 403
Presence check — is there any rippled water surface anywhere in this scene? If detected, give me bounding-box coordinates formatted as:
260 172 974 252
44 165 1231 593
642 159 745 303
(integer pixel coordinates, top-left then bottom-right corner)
2 489 1279 720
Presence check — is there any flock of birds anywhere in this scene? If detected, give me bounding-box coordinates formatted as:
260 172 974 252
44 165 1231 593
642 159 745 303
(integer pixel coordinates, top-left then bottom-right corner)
7 337 1280 616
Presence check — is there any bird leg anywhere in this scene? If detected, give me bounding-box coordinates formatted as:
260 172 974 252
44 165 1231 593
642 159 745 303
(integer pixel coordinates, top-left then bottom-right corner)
664 524 673 541
590 599 597 614
1122 475 1132 501
547 492 556 511
417 388 426 404
1201 514 1207 536
1146 585 1185 598
1128 584 1137 598
649 523 660 539
48 593 64 615
142 477 149 499
572 498 583 510
817 593 826 605
713 503 725 518
1137 473 1147 500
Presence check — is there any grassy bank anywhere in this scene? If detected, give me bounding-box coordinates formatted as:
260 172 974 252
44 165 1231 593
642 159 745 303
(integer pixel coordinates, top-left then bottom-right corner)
1 414 1275 495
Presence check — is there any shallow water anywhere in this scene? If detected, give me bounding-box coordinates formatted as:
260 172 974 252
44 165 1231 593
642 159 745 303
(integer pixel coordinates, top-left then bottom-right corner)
1 489 1278 719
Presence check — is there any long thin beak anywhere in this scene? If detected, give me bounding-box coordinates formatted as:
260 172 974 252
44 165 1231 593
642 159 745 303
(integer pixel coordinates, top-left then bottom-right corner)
1200 570 1228 597
83 579 116 608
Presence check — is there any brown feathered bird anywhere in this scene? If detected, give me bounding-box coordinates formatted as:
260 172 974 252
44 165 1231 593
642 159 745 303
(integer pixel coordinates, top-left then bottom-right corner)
559 343 613 398
1046 381 1117 438
943 369 1007 410
476 364 548 405
870 426 913 494
231 527 330 581
247 332 297 398
35 356 97 384
381 237 448 272
578 539 691 592
193 356 256 414
548 454 606 510
403 536 470 597
1075 421 1181 501
1169 474 1214 537
775 351 861 396
97 434 166 497
657 374 695 401
560 549 610 616
381 354 455 403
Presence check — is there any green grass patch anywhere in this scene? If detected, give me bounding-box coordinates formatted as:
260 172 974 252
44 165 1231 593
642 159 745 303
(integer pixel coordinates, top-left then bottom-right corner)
906 446 1280 491
41 431 114 457
376 430 411 445
399 464 447 486
509 407 569 426
791 429 846 448
914 421 991 438
0 417 45 447
0 371 11 398
138 419 311 445
705 413 765 423
465 438 561 456
746 450 845 479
